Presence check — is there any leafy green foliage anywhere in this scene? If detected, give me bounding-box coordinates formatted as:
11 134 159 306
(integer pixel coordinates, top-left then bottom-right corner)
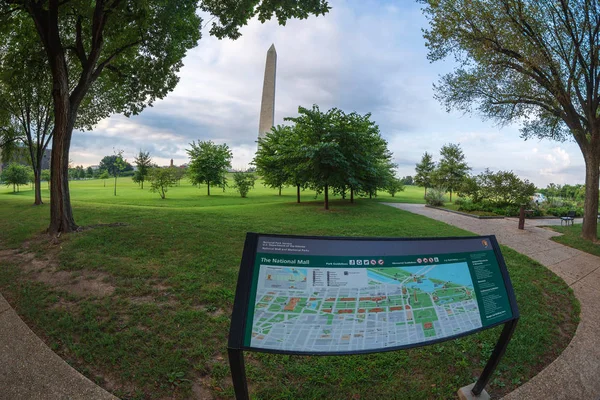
400 175 413 185
41 169 50 183
459 169 536 207
254 125 294 195
275 105 395 209
0 162 31 192
385 176 405 197
133 151 153 189
99 151 130 196
200 0 331 40
414 152 436 196
424 187 446 206
187 141 232 196
148 167 178 199
435 143 470 201
99 154 133 178
232 172 257 198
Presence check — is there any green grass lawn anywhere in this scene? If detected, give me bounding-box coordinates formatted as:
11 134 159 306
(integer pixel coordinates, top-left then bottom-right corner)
547 223 600 257
0 179 579 399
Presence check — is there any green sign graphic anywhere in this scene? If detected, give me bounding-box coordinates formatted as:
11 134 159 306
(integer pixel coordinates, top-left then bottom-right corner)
236 235 515 354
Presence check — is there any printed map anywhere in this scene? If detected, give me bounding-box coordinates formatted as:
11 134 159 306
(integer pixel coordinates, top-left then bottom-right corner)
250 263 482 352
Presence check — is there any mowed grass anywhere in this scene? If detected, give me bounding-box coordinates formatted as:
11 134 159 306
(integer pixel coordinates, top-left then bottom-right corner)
0 179 578 400
547 223 600 257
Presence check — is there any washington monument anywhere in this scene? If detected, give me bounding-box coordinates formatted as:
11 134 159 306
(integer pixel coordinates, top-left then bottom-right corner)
258 44 277 140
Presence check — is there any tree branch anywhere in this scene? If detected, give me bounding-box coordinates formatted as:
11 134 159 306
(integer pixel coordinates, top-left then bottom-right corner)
91 40 140 81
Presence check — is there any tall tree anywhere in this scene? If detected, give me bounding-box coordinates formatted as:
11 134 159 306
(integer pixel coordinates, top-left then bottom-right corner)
254 125 292 196
187 141 232 196
0 18 53 205
285 105 346 210
414 152 436 197
133 150 152 189
1 0 330 234
421 0 600 240
436 143 470 202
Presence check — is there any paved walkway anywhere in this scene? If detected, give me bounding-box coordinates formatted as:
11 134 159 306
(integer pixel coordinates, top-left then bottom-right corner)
385 203 600 400
0 294 116 400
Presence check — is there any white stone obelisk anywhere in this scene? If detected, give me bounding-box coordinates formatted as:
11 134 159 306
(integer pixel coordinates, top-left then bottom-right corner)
258 44 277 140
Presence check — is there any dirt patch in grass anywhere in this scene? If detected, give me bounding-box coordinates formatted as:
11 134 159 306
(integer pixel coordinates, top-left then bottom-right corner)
0 246 116 298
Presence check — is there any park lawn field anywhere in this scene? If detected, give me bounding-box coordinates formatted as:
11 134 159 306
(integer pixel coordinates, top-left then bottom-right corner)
547 224 600 257
0 179 578 400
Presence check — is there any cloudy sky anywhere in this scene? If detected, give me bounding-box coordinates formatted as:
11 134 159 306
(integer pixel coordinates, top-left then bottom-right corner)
70 0 584 188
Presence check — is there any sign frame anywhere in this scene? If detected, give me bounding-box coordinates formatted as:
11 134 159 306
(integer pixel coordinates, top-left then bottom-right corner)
228 233 519 399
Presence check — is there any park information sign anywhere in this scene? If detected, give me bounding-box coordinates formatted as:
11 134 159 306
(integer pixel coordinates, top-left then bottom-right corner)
228 233 519 398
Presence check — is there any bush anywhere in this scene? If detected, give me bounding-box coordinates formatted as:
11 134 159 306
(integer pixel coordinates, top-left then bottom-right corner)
544 206 584 217
232 172 257 198
459 169 535 207
425 187 446 206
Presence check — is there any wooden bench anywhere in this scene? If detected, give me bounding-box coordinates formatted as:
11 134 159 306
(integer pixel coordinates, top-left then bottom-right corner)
561 211 576 226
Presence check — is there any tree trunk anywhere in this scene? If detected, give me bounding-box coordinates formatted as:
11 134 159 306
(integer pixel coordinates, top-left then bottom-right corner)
141 179 144 190
33 169 43 205
114 175 117 196
581 154 599 241
324 184 329 210
424 187 427 198
207 181 211 196
41 4 78 235
49 124 77 234
279 186 282 196
296 184 300 203
350 187 354 203
450 190 453 202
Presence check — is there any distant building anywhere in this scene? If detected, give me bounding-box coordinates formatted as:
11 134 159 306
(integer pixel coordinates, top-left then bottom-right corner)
0 145 51 172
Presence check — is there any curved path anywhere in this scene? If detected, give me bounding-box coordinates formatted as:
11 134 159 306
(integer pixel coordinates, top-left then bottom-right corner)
385 203 600 400
0 293 117 400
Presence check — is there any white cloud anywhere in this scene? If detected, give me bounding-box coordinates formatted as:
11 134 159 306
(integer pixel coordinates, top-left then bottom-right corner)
69 0 587 188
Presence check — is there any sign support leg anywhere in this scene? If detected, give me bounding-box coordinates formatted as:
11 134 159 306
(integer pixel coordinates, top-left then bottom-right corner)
471 319 518 396
228 348 249 400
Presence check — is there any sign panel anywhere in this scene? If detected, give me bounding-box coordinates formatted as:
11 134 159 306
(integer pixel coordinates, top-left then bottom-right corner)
229 234 518 356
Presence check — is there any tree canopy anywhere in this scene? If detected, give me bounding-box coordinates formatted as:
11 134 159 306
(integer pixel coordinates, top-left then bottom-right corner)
187 141 232 196
421 0 600 240
256 105 395 209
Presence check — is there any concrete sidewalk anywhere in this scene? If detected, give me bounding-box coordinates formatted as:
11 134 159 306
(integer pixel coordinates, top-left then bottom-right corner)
0 294 117 400
385 203 600 400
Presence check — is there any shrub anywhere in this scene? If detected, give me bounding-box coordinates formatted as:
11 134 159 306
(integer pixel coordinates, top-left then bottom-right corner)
232 172 257 198
460 169 535 207
425 187 446 206
544 206 584 217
